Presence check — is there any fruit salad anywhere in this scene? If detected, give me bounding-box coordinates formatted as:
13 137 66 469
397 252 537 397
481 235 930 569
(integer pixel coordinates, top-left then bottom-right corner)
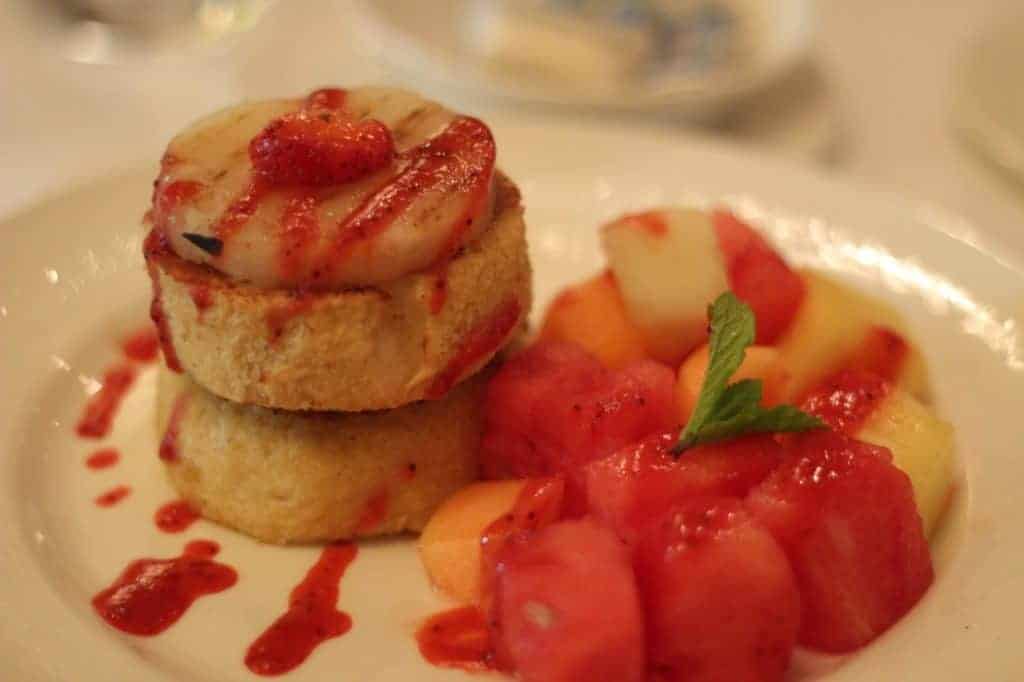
416 207 955 682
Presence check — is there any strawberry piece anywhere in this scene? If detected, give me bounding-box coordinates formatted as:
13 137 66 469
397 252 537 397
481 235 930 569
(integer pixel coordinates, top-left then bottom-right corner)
712 210 805 344
491 519 645 682
249 110 394 186
481 341 677 507
634 497 800 682
801 369 891 434
746 431 933 652
583 431 784 543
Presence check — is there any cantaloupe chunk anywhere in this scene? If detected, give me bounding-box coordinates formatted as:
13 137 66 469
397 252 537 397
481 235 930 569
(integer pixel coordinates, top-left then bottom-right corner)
676 345 791 423
539 271 648 369
777 270 930 401
856 389 955 536
418 480 525 603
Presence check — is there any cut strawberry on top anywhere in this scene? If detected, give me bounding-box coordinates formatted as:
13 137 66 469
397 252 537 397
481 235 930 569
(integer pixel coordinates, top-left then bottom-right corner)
491 518 645 682
746 430 934 653
481 341 677 493
712 210 805 344
249 110 395 186
583 431 784 544
634 497 800 682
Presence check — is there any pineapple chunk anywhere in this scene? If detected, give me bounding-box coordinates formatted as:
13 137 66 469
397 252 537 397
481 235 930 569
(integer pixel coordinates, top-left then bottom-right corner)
777 270 930 400
857 388 955 536
418 480 525 603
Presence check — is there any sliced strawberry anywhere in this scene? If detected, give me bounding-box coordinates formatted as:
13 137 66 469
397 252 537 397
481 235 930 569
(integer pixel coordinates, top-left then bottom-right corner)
746 431 933 652
481 341 677 492
583 431 784 543
249 110 394 186
491 518 645 682
634 497 800 682
712 210 805 344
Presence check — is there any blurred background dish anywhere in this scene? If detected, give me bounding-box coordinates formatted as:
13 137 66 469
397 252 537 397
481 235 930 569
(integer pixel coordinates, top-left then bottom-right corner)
353 0 814 121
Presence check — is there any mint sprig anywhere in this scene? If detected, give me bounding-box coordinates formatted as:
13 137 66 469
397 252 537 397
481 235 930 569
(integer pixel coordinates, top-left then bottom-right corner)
672 293 825 454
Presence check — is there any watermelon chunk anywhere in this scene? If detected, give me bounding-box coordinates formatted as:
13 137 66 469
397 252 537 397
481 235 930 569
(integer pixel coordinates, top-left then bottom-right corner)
481 341 677 488
712 210 805 344
583 431 784 543
634 497 800 682
746 431 934 652
491 518 645 682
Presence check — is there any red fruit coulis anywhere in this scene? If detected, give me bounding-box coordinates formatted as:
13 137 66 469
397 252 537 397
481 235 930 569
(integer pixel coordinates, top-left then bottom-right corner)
92 540 238 636
95 485 132 507
278 192 322 281
355 489 390 534
618 210 668 237
416 606 496 672
244 542 358 676
76 363 138 438
155 500 200 533
425 297 521 399
143 228 184 373
802 370 891 434
266 294 317 344
189 285 213 316
159 395 189 462
86 448 120 470
121 326 161 363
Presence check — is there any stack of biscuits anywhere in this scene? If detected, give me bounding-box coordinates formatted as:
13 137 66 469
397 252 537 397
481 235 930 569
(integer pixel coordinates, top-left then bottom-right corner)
144 87 532 544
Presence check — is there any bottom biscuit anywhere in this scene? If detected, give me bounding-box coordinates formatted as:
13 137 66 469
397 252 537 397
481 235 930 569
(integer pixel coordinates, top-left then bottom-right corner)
155 366 486 544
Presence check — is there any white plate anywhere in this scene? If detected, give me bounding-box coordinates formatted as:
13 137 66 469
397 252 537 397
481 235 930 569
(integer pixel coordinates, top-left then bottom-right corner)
2 117 1023 681
954 14 1024 185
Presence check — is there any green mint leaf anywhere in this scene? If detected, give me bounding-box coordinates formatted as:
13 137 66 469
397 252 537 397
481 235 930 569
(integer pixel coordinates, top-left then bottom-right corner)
673 292 825 454
679 405 826 449
676 293 755 447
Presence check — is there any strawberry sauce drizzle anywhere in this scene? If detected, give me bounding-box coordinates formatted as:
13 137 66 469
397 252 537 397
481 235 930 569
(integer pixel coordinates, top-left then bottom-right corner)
86 448 120 470
802 370 891 434
76 363 138 438
92 540 237 636
95 485 132 507
244 543 358 676
121 326 161 363
143 228 184 373
213 180 271 244
159 395 189 462
189 285 213 316
416 606 497 672
425 297 521 399
266 294 316 344
155 500 201 533
277 192 322 281
355 489 390 534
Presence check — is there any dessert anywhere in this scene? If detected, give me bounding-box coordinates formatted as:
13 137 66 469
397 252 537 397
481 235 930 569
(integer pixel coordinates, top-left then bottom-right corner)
142 86 531 543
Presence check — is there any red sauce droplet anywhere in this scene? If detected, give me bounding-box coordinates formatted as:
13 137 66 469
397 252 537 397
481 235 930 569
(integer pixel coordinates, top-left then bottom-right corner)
159 395 189 462
143 228 184 373
244 542 358 676
121 326 161 363
277 192 322 280
92 540 237 636
620 210 668 237
86 448 120 470
416 606 496 672
213 180 271 244
802 370 892 434
265 294 316 345
155 500 200 533
355 489 390 534
189 285 213 316
425 297 521 399
76 363 138 438
429 266 449 315
155 180 204 218
479 478 565 609
305 88 347 110
321 116 495 280
95 484 132 507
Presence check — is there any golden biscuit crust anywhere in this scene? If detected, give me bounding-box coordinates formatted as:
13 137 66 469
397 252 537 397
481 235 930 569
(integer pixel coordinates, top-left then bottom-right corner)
156 366 488 544
147 174 530 411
